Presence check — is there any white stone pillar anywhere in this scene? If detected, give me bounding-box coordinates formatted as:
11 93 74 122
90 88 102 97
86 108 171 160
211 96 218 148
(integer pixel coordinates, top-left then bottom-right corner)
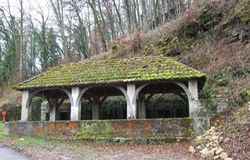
49 105 56 122
92 98 99 120
139 95 146 119
127 84 137 119
41 102 47 121
71 87 81 121
188 80 199 117
21 91 31 121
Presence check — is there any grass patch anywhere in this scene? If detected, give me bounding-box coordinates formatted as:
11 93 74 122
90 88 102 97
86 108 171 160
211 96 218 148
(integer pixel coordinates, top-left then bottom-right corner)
0 122 6 139
76 130 114 140
0 121 46 144
17 136 46 145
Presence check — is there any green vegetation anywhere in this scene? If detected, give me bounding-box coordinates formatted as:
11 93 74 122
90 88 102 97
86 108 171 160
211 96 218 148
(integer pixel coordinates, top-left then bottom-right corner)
235 0 250 22
240 89 250 102
18 136 46 145
76 129 114 140
183 129 197 138
0 122 6 139
183 118 194 127
14 56 206 90
0 122 46 145
76 120 115 141
195 139 204 146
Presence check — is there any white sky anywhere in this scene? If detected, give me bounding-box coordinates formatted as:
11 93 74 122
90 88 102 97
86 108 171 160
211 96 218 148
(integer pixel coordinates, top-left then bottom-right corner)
0 0 50 21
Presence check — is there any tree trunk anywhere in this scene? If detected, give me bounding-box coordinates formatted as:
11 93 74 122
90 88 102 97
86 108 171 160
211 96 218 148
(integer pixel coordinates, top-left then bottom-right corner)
103 0 116 39
141 0 148 31
19 0 24 82
49 0 70 61
88 0 108 52
124 0 132 34
112 0 124 35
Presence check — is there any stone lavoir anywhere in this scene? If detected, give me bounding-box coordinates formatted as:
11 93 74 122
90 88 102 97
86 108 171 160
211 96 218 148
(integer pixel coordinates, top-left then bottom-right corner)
5 55 209 142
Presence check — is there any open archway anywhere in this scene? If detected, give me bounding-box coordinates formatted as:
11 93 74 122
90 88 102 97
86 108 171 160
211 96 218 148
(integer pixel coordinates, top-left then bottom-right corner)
27 89 72 121
77 85 128 120
135 82 191 119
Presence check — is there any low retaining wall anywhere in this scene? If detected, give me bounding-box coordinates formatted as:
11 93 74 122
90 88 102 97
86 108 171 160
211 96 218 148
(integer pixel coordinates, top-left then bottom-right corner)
4 118 209 142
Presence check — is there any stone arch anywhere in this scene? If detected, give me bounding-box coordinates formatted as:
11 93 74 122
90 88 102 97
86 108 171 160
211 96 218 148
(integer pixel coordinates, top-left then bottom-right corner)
27 88 73 109
134 82 192 118
75 85 129 120
134 82 192 105
26 88 73 121
76 85 129 107
75 86 92 107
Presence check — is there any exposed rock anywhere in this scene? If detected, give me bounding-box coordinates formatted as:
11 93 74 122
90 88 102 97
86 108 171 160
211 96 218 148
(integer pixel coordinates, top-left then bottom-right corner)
197 145 203 151
188 146 196 153
219 152 228 159
224 158 232 160
200 147 215 158
219 136 224 143
223 138 230 143
215 147 223 155
211 135 219 141
193 125 233 159
206 143 210 147
209 127 216 133
200 148 211 157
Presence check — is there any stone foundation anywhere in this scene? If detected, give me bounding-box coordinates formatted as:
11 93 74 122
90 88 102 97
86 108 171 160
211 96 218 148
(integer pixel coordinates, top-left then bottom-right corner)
4 118 209 142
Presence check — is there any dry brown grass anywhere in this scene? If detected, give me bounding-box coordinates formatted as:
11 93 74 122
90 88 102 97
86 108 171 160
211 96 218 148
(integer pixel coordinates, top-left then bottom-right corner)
0 86 21 109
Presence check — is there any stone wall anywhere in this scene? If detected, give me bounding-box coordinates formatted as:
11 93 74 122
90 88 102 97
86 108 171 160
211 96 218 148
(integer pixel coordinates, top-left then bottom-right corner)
4 118 209 142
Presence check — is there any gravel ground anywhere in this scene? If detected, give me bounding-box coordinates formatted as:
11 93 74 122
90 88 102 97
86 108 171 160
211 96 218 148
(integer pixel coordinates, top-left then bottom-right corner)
0 138 197 160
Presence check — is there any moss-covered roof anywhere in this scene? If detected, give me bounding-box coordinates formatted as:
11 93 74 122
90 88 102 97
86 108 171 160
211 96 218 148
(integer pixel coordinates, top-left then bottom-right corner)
14 56 206 90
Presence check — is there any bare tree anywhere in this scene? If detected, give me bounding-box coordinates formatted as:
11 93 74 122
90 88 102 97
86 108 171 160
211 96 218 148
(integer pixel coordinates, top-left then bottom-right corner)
19 0 24 81
112 0 124 35
49 0 70 61
87 0 107 52
141 0 148 31
124 0 132 34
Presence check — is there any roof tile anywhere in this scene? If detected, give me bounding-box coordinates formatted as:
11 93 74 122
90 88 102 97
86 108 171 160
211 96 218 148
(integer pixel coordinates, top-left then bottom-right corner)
14 56 206 90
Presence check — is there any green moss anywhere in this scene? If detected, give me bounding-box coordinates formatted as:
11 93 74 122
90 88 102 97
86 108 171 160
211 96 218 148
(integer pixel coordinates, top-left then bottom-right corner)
240 89 250 102
76 120 115 141
183 129 197 138
19 136 46 145
183 118 194 127
197 6 222 32
14 56 206 90
0 122 6 139
236 0 250 22
178 5 222 38
155 35 193 56
76 129 114 140
195 139 204 146
146 137 177 144
163 137 176 143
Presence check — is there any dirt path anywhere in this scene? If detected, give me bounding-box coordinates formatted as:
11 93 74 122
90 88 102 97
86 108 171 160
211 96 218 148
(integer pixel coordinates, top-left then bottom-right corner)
0 138 197 160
